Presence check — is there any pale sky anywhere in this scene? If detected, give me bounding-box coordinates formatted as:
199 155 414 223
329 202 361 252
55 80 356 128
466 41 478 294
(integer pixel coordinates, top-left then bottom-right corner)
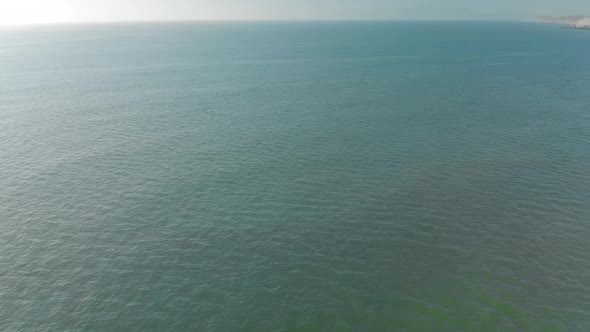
0 0 588 26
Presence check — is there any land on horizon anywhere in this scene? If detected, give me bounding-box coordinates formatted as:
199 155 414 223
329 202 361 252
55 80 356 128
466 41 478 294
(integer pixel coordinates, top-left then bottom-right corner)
536 15 590 24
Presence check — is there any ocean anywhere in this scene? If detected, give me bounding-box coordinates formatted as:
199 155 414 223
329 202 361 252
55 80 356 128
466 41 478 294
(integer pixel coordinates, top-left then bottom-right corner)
1 22 590 331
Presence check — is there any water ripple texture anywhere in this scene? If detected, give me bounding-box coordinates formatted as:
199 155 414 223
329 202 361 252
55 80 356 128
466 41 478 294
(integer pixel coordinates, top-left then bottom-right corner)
1 22 590 331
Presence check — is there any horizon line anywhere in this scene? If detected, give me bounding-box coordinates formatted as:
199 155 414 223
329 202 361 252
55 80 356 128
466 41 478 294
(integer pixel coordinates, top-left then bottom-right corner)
0 18 535 29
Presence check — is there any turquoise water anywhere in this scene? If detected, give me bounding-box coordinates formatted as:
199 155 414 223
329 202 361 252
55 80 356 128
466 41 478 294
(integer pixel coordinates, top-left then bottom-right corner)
1 22 590 331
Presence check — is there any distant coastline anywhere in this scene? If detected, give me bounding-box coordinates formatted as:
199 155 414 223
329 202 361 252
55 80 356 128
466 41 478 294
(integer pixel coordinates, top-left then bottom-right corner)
536 15 590 24
536 16 590 29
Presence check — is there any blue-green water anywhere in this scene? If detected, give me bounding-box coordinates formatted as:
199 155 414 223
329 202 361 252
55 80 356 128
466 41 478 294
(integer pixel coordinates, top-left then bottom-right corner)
1 22 590 331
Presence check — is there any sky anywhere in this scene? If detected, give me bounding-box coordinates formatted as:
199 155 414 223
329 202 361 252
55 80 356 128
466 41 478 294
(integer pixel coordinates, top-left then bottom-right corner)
0 0 588 26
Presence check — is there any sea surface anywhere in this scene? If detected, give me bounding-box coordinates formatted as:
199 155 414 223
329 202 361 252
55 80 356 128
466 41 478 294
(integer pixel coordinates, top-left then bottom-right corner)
1 22 590 331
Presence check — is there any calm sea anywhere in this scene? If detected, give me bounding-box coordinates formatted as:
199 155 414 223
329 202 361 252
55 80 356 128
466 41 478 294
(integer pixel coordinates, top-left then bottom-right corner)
1 22 590 331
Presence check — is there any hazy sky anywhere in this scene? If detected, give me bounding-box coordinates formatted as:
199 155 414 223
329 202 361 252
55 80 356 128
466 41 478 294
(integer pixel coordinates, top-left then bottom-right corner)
0 0 588 26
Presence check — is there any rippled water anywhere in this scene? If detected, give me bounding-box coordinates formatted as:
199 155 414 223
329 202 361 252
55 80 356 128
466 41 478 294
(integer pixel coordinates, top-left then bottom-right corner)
1 22 590 331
